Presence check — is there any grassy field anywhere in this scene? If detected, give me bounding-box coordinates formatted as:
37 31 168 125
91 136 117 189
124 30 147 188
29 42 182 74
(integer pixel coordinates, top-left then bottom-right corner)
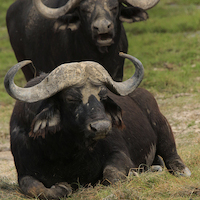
0 0 200 199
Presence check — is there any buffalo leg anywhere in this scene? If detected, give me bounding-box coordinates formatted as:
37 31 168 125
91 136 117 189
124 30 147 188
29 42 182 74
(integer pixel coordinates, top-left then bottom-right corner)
19 176 72 199
102 151 134 185
128 88 191 176
155 115 191 177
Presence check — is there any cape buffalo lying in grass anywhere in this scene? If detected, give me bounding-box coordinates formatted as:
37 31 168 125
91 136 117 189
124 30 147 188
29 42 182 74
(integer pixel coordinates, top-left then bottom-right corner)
4 53 190 199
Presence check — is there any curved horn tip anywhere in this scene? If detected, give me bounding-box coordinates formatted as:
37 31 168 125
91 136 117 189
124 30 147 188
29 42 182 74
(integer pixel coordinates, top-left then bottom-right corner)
5 60 33 76
119 52 142 64
120 0 160 10
119 52 130 59
15 60 33 65
33 0 81 19
119 52 125 57
4 60 33 98
20 60 33 65
110 52 144 96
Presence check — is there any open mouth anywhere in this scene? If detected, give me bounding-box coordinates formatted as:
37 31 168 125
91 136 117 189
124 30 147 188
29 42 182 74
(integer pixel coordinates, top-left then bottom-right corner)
96 34 113 46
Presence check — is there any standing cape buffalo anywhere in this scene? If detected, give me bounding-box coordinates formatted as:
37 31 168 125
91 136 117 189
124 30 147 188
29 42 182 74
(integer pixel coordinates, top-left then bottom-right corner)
6 0 159 81
4 53 191 199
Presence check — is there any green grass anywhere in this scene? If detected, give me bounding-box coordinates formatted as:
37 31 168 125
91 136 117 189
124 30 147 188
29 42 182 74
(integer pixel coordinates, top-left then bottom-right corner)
124 31 200 94
1 0 200 199
0 0 26 105
123 0 200 95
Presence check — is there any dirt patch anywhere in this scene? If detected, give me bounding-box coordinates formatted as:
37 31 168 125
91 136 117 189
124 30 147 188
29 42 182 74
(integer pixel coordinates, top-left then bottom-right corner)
0 150 16 181
157 93 200 146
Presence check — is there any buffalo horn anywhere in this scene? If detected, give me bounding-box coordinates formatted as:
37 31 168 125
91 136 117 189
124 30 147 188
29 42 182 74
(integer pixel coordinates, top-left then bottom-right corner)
4 61 87 103
4 53 144 102
33 0 81 19
104 52 144 96
121 0 160 10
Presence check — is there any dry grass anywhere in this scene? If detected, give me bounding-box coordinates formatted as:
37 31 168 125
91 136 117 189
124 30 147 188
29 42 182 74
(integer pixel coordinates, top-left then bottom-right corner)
0 104 13 144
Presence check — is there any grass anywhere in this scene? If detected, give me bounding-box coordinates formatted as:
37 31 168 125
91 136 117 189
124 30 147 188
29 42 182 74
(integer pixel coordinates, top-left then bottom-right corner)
0 0 200 199
123 0 200 95
0 0 25 105
124 31 200 94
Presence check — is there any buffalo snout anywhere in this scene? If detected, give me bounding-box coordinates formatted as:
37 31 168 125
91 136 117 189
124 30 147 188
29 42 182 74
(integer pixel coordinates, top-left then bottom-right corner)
92 19 114 46
85 119 111 141
93 19 113 34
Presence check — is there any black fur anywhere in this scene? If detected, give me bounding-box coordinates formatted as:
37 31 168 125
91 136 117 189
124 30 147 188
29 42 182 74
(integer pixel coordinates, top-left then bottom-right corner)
9 75 190 199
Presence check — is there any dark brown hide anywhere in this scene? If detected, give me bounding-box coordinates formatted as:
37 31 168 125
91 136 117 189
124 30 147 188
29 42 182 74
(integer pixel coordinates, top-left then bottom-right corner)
9 76 191 199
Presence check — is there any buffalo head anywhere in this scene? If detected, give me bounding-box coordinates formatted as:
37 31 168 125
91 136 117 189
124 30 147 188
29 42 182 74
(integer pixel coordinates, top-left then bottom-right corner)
33 0 159 50
4 53 144 145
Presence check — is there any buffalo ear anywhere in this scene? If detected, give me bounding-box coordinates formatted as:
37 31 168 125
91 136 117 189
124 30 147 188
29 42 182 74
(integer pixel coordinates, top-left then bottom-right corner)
103 97 125 129
54 13 81 31
29 106 61 139
120 5 148 23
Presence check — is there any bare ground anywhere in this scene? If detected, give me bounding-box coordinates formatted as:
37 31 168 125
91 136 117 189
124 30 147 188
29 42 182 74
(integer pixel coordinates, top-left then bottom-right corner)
0 92 200 194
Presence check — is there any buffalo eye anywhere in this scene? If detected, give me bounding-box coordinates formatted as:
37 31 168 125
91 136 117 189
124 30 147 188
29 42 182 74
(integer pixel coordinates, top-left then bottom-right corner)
80 8 91 14
111 6 118 13
109 2 119 14
63 88 82 104
66 95 82 103
99 87 108 101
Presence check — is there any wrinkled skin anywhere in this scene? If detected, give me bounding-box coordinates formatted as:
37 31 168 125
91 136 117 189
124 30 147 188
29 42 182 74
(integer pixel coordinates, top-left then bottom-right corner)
6 0 148 81
10 75 191 199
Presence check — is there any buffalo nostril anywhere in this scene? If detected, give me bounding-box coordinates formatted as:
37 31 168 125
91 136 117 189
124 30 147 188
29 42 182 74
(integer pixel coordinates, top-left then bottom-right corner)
90 124 97 132
93 19 112 33
108 24 111 29
90 120 111 133
93 26 98 31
